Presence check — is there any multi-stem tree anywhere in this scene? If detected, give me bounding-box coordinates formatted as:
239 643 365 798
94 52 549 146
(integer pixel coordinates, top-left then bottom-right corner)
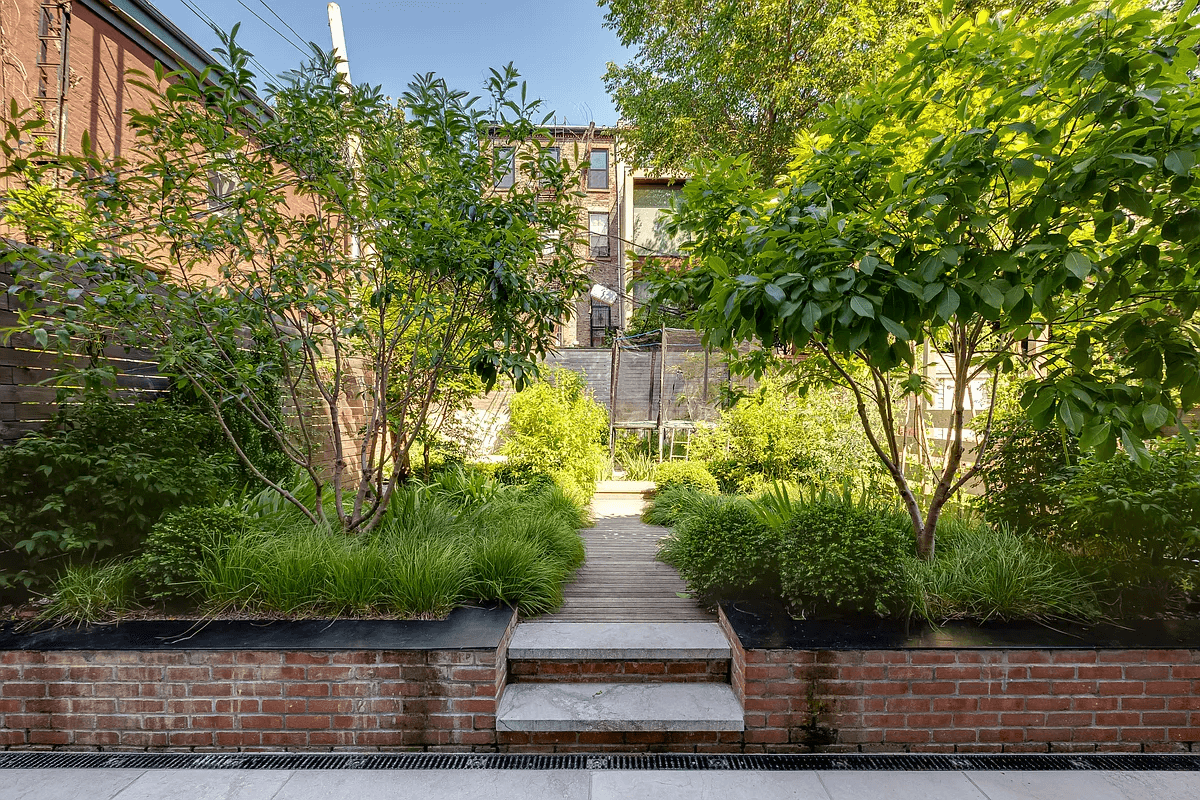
650 1 1200 557
1 33 588 533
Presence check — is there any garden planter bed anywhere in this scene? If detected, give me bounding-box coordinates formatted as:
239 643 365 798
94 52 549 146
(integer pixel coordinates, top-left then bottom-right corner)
0 605 517 752
718 601 1200 755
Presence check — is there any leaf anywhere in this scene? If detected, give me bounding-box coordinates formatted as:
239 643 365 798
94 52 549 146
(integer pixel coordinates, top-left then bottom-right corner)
33 328 48 349
979 284 1004 309
880 315 910 341
763 283 785 306
1065 251 1092 279
1058 399 1083 433
1165 149 1195 176
801 301 822 332
936 287 960 320
1113 152 1158 169
849 296 874 318
1142 403 1170 430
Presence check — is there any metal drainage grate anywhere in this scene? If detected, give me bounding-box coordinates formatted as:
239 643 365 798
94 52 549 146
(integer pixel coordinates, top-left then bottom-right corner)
0 752 1197 771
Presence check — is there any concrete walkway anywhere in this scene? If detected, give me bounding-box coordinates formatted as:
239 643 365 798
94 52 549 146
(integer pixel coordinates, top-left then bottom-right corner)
6 767 1200 799
546 489 710 622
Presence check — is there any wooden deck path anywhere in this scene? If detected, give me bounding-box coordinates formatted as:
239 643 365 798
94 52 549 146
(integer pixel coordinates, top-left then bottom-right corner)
545 490 713 622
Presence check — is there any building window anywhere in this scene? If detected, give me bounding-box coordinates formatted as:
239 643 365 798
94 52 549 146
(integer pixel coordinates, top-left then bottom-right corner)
589 212 610 258
588 148 609 189
590 301 612 347
546 146 560 163
496 146 515 188
207 152 239 216
632 185 686 255
541 229 560 257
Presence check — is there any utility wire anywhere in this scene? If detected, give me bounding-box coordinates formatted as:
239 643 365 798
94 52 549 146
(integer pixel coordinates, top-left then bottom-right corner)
180 0 274 81
233 0 309 58
255 0 312 53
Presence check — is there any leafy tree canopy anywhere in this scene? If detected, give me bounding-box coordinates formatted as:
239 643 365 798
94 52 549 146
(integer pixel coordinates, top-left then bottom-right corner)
601 0 1053 180
650 0 1200 556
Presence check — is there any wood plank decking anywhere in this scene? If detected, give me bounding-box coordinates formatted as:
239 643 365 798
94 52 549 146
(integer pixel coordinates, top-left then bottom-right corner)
545 490 713 622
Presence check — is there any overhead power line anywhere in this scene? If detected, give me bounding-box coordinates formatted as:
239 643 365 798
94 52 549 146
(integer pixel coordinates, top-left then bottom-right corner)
255 0 312 52
233 0 309 57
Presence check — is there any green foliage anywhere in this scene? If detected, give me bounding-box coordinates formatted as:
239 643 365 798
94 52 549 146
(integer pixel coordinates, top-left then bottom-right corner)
779 501 914 616
904 517 1101 623
1 30 589 532
643 484 727 527
659 496 780 600
977 413 1079 538
502 369 608 503
139 507 253 601
40 561 139 623
0 400 243 593
619 450 657 481
193 483 586 617
652 2 1200 556
690 379 883 493
1059 441 1200 564
652 460 718 493
601 0 936 180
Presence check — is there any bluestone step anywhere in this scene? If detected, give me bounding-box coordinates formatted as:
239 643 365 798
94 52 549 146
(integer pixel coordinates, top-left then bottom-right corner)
496 682 744 732
507 622 730 660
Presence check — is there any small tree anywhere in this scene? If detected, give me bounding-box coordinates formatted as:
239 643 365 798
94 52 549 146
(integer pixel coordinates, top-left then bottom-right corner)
650 1 1200 557
1 34 588 532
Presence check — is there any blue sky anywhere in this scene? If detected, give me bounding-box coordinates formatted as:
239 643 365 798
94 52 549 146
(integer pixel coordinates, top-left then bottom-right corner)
152 0 629 124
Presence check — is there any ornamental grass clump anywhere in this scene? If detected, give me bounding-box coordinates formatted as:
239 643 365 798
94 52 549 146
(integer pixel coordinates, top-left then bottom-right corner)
904 517 1101 623
39 561 139 622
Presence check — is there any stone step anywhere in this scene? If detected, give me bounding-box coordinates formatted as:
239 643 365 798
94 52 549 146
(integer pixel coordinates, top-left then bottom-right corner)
496 682 744 732
508 622 730 660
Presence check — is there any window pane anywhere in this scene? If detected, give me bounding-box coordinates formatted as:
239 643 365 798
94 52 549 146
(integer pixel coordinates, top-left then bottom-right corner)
547 146 560 162
496 147 514 188
588 149 609 189
589 212 610 258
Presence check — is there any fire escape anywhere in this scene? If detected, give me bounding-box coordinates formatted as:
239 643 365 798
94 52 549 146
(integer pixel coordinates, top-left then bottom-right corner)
35 2 71 157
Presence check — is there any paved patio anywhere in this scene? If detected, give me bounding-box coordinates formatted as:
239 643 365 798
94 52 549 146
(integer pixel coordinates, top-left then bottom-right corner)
6 766 1200 799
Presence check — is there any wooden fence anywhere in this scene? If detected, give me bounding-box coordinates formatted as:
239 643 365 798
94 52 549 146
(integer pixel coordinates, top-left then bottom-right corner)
0 257 171 442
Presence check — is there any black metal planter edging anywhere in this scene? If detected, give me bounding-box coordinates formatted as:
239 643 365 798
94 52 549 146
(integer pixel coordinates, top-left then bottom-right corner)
1 752 1198 771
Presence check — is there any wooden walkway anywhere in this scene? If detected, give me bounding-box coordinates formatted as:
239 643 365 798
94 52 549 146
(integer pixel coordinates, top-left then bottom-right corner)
545 490 713 622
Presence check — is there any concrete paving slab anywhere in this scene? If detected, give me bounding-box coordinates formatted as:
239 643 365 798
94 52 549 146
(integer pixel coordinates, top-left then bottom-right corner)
508 621 730 659
3 768 145 800
965 770 1200 800
591 770 831 799
497 681 745 731
115 769 293 800
269 769 589 799
818 770 988 800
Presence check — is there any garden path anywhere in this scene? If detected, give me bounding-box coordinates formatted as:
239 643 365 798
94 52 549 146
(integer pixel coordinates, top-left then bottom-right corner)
546 486 712 622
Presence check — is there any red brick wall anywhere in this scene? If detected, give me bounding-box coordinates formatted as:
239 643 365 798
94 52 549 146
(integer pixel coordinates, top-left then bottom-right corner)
719 607 1200 754
0 649 504 752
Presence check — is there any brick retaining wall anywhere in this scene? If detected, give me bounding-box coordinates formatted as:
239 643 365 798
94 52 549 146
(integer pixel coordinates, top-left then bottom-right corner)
0 649 506 752
718 607 1200 754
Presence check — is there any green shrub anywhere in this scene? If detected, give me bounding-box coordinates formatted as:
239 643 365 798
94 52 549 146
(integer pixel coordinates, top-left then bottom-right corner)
382 537 469 615
779 501 913 616
41 560 139 622
976 413 1078 538
659 496 780 600
689 379 883 492
904 518 1101 623
0 399 245 593
653 460 718 493
1059 441 1200 564
139 506 253 601
501 369 607 502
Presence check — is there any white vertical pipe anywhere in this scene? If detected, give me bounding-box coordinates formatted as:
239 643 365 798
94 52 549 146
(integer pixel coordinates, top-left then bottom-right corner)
328 2 361 259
